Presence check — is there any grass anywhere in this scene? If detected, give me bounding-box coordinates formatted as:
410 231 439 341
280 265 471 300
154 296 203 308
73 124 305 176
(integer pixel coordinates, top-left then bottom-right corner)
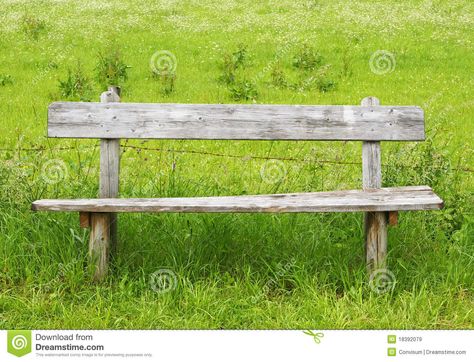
0 0 473 329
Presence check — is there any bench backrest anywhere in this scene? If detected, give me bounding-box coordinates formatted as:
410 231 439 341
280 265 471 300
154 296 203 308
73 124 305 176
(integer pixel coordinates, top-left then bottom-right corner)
48 102 425 141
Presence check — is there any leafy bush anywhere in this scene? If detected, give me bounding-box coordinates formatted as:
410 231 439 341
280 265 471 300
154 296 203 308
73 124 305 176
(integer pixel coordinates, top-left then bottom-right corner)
95 46 130 88
316 77 336 92
218 44 248 85
267 45 336 93
229 80 258 101
217 44 258 101
231 44 248 68
58 62 93 101
270 65 287 88
154 72 176 96
292 44 323 71
287 64 336 93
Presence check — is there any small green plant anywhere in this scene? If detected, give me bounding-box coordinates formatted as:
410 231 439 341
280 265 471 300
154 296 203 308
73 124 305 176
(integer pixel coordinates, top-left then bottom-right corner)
217 44 257 100
316 76 336 92
232 44 248 68
95 46 130 88
270 64 287 88
219 54 237 85
228 80 258 101
58 62 93 101
155 72 176 96
341 47 353 78
292 44 323 71
21 15 46 39
218 44 248 85
289 70 336 93
0 74 13 86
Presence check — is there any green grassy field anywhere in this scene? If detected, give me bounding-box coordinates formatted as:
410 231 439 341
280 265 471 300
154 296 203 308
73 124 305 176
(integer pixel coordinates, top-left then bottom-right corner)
0 0 473 329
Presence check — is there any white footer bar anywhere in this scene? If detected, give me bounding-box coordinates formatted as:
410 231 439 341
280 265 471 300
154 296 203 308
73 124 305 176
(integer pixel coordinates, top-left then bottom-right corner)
1 330 471 361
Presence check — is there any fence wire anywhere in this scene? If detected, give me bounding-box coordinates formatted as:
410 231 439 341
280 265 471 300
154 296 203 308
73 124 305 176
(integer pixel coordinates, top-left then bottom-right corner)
0 145 472 173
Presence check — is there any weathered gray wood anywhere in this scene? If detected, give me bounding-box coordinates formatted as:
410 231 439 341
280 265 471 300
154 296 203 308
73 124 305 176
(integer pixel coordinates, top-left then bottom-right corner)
31 186 444 213
361 96 387 272
99 139 120 198
362 142 381 188
100 87 120 248
365 211 388 269
89 213 110 281
89 87 121 281
47 103 425 141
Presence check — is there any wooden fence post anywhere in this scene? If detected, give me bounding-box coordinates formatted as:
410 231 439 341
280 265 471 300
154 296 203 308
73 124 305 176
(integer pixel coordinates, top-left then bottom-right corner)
89 86 121 280
361 96 388 273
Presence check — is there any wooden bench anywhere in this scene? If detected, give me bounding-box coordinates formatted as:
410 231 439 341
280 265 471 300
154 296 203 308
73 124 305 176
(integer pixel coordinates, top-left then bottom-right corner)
32 87 444 281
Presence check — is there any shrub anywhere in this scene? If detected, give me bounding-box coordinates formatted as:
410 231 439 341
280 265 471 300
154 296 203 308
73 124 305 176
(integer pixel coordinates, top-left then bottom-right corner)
316 77 336 92
229 80 258 101
58 62 93 101
270 65 287 88
292 44 323 71
95 46 130 88
231 44 248 68
154 72 176 96
288 64 336 93
218 44 248 85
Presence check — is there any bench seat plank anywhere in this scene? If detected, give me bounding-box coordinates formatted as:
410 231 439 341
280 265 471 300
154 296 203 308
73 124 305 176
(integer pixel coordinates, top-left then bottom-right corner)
32 186 443 213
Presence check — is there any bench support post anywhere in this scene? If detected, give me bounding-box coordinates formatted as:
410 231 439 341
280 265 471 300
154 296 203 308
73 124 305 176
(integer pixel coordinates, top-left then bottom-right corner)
361 96 388 273
89 86 121 281
89 213 110 280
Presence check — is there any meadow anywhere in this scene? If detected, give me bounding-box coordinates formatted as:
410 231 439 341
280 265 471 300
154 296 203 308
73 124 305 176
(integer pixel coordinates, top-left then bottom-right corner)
0 0 473 329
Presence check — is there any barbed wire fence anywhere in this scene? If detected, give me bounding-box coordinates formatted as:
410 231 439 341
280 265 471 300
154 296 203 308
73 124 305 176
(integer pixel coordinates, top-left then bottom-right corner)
0 144 472 173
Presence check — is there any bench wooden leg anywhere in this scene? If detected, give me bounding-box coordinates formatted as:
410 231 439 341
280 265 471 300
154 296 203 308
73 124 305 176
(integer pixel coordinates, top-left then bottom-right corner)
365 211 388 271
99 87 121 260
89 213 111 281
79 212 91 228
361 96 389 274
388 211 398 226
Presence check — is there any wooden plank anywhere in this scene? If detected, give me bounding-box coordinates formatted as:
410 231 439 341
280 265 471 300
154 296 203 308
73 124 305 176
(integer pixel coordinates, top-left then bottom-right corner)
79 212 90 228
361 96 387 271
47 103 425 141
31 186 444 213
89 212 110 281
